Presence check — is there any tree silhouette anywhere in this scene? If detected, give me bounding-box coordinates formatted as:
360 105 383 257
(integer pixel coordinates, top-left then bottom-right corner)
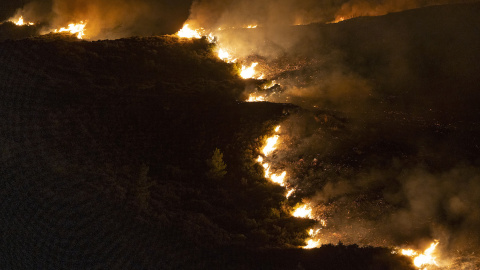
206 148 227 180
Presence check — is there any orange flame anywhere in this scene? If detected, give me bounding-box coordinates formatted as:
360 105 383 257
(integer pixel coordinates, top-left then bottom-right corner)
176 24 203 39
304 239 321 249
270 171 287 186
217 48 237 63
240 63 261 79
54 22 87 39
262 134 279 156
11 16 34 26
247 93 266 102
293 204 313 218
286 188 295 198
303 228 321 249
400 240 439 269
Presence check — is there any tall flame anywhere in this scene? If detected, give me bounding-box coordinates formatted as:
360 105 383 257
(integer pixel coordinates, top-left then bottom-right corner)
293 204 313 218
270 171 287 186
11 16 34 26
304 228 321 249
262 134 279 156
54 22 87 39
240 63 259 79
400 240 439 269
176 24 202 39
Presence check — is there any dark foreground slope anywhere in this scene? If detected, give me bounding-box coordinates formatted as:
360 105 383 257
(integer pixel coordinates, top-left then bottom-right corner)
0 36 414 269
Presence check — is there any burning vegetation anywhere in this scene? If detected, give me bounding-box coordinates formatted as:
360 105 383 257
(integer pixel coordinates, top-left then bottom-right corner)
2 0 480 269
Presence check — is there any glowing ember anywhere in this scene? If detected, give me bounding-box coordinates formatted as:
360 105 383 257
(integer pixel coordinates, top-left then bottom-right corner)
293 204 313 218
270 171 287 186
286 188 295 198
262 135 279 156
246 25 258 28
54 22 87 39
177 24 202 39
400 240 439 269
12 16 34 26
240 63 259 79
247 93 266 102
274 125 281 133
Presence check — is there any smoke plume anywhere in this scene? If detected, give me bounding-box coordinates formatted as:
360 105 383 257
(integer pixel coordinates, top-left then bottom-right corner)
6 0 193 39
187 1 480 267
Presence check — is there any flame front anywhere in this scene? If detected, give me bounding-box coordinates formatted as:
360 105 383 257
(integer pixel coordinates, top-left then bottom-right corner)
240 63 260 79
293 204 313 218
11 16 34 26
303 228 321 249
304 239 321 249
54 22 87 39
400 240 439 269
176 24 203 39
217 48 237 63
262 134 279 156
270 171 287 186
247 94 266 102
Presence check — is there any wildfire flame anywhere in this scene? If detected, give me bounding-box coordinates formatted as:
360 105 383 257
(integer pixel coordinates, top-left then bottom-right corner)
256 126 290 187
293 204 313 218
304 239 321 249
217 48 237 63
262 134 279 156
400 240 439 269
176 24 203 39
263 163 271 178
11 16 34 26
240 63 260 79
54 22 87 39
263 80 277 89
304 229 321 249
334 17 346 23
270 171 287 186
247 93 266 102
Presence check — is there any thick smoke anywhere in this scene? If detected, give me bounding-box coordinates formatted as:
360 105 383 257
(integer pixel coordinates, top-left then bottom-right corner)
6 0 193 39
183 0 480 267
186 0 346 30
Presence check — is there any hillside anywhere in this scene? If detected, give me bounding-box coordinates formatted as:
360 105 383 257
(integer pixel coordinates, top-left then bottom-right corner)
0 35 416 268
2 2 480 269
